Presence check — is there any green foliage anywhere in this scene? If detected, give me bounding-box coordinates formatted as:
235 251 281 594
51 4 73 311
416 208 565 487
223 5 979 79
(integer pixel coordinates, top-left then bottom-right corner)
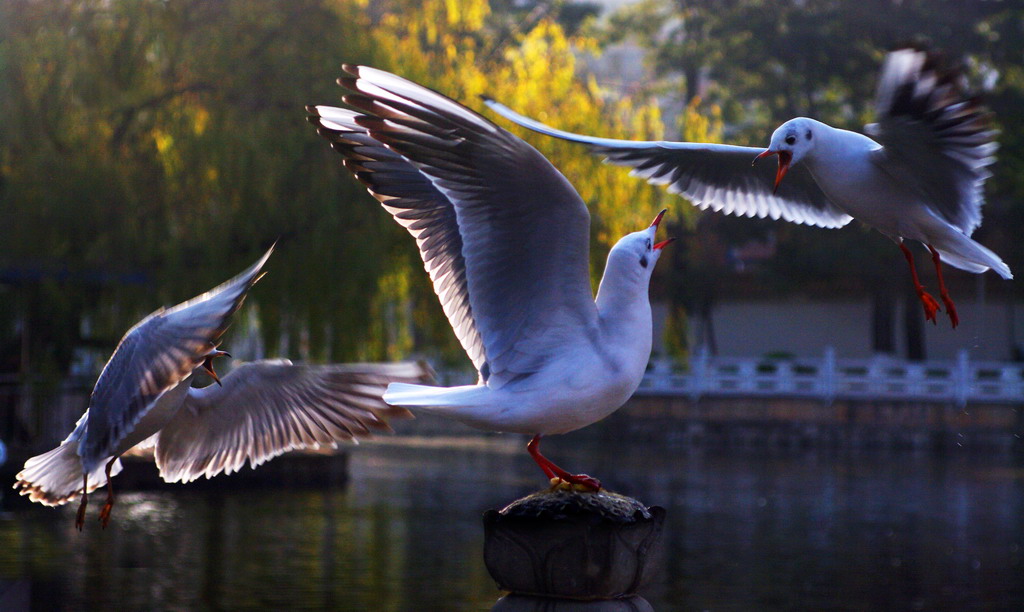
0 0 675 376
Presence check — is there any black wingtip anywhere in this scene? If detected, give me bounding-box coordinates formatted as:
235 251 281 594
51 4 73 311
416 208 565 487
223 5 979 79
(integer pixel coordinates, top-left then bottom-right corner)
479 94 494 104
338 77 359 93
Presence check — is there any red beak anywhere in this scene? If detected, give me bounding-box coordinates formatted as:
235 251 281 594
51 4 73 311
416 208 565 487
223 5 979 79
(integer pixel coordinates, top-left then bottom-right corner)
753 149 792 194
649 209 674 250
649 208 668 228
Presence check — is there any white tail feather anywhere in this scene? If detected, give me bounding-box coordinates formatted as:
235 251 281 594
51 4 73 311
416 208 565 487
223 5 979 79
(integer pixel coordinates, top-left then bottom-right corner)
934 231 1012 279
383 382 504 431
383 382 484 407
13 442 121 507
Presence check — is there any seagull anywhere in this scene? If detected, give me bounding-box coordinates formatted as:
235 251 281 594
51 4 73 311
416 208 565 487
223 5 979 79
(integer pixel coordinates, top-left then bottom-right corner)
14 246 431 529
482 47 1012 328
307 66 674 491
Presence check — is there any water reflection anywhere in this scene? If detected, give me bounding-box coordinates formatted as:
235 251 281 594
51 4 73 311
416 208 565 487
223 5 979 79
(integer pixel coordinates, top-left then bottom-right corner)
1 433 1023 610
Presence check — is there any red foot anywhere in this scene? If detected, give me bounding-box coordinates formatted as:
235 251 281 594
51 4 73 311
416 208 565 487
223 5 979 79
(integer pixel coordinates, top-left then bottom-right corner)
555 473 602 491
916 290 941 325
927 245 959 329
99 501 113 529
75 496 87 532
938 294 959 328
99 456 118 529
901 243 941 325
527 435 602 492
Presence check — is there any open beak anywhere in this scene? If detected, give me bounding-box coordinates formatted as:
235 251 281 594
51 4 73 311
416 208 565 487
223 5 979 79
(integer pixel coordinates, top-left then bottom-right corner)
649 209 675 250
202 350 231 386
752 149 792 194
649 208 668 228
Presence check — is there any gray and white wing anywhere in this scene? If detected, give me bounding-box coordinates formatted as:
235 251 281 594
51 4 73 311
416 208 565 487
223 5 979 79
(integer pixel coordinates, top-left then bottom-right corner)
866 47 997 235
309 66 599 389
78 246 273 470
483 98 852 230
308 107 489 377
154 360 432 483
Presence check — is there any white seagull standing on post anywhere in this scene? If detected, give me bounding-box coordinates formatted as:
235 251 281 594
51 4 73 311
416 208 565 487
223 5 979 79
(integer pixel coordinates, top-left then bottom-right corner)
307 66 674 490
15 246 431 529
483 47 1012 328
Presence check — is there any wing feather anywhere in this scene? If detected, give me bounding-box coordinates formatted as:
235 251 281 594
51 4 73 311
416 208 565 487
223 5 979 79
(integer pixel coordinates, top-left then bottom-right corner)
78 246 273 472
866 47 997 234
154 360 432 483
482 98 852 230
309 107 489 377
309 67 600 388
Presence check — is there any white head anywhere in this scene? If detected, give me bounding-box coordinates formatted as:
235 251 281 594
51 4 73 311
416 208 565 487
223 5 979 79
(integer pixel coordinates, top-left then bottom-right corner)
752 117 819 193
598 209 674 307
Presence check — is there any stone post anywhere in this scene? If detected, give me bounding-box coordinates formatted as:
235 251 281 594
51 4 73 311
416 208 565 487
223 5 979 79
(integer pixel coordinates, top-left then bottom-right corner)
483 484 664 610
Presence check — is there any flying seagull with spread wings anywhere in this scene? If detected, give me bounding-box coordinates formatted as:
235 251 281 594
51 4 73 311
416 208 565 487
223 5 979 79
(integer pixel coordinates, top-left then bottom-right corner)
308 66 673 491
484 47 1011 328
15 246 431 529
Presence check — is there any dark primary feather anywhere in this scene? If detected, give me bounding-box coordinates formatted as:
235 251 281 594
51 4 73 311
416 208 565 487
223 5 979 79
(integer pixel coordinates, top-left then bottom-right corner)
308 107 488 377
309 66 599 388
154 360 432 483
481 98 852 229
78 246 273 472
867 47 998 234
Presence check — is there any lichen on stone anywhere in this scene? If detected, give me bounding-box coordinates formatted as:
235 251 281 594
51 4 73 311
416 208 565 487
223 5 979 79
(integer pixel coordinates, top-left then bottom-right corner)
498 488 652 523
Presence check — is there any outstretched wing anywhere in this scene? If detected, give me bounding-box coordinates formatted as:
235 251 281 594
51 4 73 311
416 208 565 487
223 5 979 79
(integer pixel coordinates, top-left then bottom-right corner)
482 98 852 229
79 246 273 469
866 47 997 235
308 107 488 377
155 360 431 483
309 66 599 388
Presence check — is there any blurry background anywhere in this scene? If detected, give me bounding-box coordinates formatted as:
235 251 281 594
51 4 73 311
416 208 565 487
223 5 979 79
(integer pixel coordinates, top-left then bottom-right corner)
3 0 1022 393
1 2 1023 609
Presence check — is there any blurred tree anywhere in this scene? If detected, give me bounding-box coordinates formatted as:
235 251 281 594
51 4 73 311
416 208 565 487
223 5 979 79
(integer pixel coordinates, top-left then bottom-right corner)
0 0 678 398
0 0 390 386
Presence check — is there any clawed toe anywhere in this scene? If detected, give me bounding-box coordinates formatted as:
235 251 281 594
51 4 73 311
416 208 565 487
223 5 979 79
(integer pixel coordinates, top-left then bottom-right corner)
75 500 87 532
917 291 940 324
940 295 959 328
99 502 113 529
568 474 602 491
551 473 602 492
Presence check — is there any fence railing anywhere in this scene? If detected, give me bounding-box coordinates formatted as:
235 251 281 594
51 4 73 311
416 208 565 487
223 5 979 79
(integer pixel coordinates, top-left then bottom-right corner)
637 348 1024 405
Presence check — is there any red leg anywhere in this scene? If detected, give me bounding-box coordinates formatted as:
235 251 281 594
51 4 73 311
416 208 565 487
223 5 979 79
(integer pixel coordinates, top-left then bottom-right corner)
526 435 601 491
99 457 118 529
899 242 940 324
927 245 959 329
527 435 556 479
75 474 88 531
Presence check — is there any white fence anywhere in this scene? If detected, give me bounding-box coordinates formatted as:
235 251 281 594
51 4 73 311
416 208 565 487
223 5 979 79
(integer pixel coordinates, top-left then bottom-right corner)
638 348 1024 406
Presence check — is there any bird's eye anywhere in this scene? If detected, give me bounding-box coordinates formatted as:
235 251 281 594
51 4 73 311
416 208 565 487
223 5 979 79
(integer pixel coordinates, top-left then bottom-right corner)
640 255 649 269
785 135 796 146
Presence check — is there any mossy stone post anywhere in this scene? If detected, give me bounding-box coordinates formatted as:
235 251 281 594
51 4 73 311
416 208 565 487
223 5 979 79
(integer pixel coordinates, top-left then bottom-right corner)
484 484 664 610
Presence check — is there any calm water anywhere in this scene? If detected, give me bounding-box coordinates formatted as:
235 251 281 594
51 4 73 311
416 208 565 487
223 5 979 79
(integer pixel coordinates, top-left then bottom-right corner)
1 432 1023 611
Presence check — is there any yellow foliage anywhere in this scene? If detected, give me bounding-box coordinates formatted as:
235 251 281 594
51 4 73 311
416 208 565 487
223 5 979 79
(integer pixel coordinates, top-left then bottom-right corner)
369 3 682 255
360 263 415 362
680 96 723 144
153 130 174 155
193 107 210 135
353 0 715 362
